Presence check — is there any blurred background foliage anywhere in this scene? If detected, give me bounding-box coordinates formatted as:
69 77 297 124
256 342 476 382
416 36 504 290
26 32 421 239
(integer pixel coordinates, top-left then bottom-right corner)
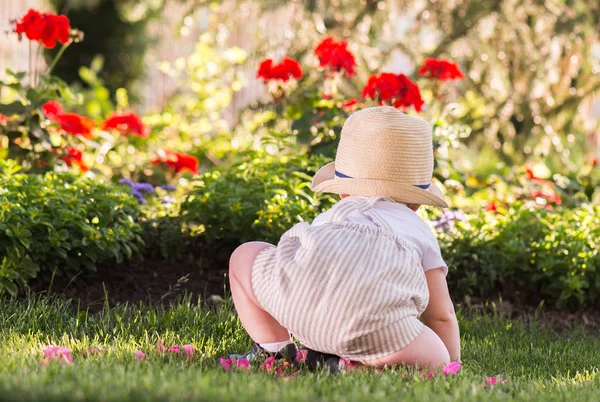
37 0 599 169
1 0 599 304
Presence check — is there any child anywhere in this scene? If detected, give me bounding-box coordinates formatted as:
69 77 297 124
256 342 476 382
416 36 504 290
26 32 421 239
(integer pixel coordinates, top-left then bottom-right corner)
228 106 460 371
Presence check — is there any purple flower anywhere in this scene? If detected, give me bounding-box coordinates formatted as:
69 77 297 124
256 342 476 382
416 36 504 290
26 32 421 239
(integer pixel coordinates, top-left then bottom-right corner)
161 184 177 192
432 210 464 232
132 182 155 194
118 178 134 187
130 189 147 204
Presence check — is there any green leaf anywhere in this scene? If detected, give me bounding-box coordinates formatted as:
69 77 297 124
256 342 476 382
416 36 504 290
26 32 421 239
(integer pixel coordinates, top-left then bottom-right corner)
0 278 18 296
0 102 27 116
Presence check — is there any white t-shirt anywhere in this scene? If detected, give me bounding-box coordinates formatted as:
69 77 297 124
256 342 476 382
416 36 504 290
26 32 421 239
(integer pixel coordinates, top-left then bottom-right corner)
311 197 448 275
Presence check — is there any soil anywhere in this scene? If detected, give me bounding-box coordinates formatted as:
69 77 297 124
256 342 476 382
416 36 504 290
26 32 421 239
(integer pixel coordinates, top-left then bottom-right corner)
28 244 600 331
29 242 236 312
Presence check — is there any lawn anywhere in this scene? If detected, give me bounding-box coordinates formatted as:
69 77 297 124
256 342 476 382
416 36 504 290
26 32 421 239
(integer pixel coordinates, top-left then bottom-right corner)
1 297 600 402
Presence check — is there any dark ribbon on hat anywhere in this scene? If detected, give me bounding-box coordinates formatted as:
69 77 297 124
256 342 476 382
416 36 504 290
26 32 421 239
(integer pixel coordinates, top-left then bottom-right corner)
334 170 431 190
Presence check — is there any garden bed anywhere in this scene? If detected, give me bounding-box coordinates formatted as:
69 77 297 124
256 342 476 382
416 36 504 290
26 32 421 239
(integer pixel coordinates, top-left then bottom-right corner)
29 243 234 311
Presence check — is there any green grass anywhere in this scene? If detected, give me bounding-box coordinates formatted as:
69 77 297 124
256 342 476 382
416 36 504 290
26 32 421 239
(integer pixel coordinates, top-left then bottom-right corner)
1 296 600 401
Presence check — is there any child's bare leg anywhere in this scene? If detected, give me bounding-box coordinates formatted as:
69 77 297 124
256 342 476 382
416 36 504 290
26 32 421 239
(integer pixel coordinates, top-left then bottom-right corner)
363 326 450 370
229 242 291 344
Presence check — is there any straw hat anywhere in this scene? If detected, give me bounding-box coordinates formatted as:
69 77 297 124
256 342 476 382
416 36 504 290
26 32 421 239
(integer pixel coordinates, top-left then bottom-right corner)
311 106 448 208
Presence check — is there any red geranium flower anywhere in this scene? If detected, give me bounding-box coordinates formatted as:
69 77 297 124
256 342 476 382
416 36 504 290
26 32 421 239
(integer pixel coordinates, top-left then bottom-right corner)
42 100 64 122
418 58 464 81
101 112 149 138
314 37 357 77
61 146 89 172
257 57 303 82
486 201 498 212
525 167 554 186
13 9 71 49
531 189 561 205
56 113 95 139
362 73 424 112
151 150 199 174
341 98 360 112
0 113 9 126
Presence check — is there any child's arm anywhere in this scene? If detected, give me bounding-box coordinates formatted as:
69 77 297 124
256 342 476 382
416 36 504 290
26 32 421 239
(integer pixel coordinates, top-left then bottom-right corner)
421 268 461 362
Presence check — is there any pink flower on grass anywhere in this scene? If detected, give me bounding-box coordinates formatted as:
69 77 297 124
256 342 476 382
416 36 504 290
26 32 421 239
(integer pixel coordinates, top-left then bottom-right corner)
483 377 509 387
261 356 276 372
220 358 251 373
484 377 498 387
183 344 195 361
156 340 167 353
295 349 308 363
134 350 146 360
168 345 181 354
41 346 72 366
442 362 461 375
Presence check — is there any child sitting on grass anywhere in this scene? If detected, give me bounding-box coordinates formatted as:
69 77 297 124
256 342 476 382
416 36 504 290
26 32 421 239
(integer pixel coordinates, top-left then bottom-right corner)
228 106 460 372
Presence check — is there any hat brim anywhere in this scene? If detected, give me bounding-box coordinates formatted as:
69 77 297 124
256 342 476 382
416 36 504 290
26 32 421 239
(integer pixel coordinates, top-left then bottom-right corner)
312 162 448 208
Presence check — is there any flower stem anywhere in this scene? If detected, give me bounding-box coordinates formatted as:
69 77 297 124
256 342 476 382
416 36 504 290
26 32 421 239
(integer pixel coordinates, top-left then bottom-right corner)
46 41 71 76
34 44 43 87
28 41 33 87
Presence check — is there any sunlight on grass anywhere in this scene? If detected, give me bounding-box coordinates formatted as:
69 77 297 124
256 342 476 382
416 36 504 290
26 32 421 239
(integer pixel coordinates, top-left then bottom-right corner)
1 296 600 401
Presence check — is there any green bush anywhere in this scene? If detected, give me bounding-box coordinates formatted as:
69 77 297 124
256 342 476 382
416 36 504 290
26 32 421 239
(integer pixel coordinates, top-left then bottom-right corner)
181 151 336 245
441 204 600 308
0 162 143 295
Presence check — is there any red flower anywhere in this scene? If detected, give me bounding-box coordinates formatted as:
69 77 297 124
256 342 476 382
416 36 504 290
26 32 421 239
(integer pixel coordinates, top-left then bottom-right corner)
56 113 95 139
418 58 464 81
13 9 71 49
42 100 64 122
0 113 9 126
257 57 303 82
341 98 360 112
525 167 554 186
101 112 149 138
362 73 424 112
486 201 498 212
531 189 561 205
588 156 598 167
314 37 357 77
61 147 89 172
151 150 199 174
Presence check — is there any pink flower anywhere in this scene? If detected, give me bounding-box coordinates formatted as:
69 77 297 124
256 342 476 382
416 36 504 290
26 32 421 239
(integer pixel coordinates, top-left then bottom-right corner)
484 377 498 387
427 371 435 378
442 362 461 375
340 358 358 371
220 358 233 371
41 346 73 366
237 358 251 372
295 349 308 363
156 340 167 353
168 345 181 354
134 350 146 360
182 345 195 361
220 358 251 372
262 356 276 372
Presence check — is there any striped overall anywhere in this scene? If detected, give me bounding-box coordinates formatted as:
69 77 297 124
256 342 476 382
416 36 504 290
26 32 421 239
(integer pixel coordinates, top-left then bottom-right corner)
251 197 429 362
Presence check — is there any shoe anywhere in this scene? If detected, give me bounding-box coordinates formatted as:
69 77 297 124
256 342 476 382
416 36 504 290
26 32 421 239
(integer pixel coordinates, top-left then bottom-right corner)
298 348 341 373
226 342 298 363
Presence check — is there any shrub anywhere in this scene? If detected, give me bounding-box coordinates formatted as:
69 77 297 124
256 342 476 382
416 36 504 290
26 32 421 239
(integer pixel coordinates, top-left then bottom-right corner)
181 151 336 245
0 161 143 295
440 204 600 308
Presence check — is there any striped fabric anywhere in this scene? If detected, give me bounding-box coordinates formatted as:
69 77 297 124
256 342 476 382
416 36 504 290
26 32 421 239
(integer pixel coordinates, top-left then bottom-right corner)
251 197 429 362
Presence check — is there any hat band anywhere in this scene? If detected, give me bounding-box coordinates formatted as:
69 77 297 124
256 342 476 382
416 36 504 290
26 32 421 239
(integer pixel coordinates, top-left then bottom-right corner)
334 170 431 190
